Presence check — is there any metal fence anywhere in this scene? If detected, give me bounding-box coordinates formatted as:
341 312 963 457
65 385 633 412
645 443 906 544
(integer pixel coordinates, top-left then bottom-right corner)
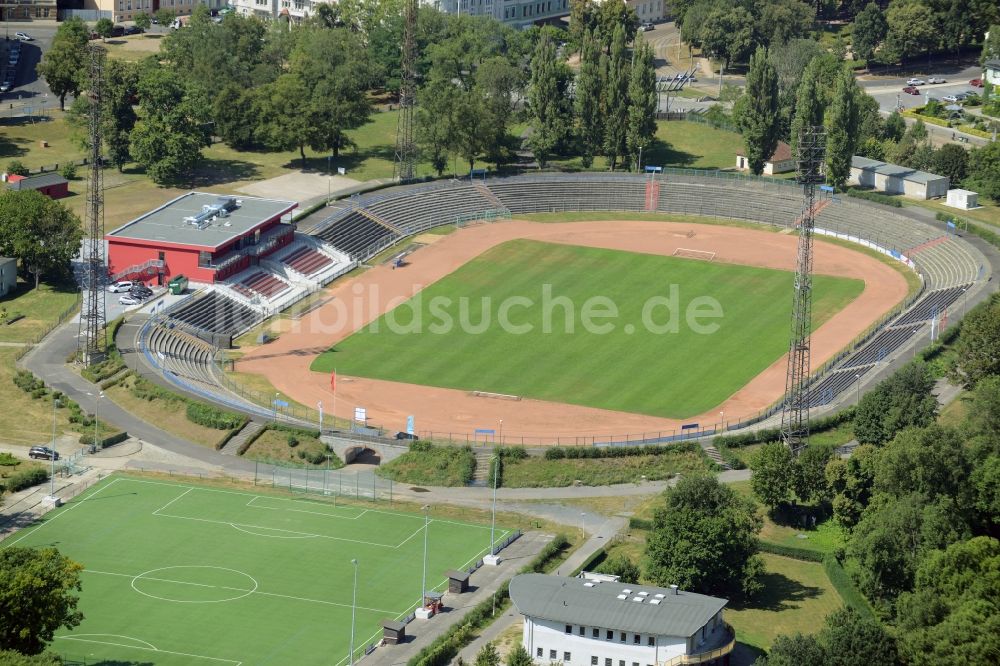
251 460 398 500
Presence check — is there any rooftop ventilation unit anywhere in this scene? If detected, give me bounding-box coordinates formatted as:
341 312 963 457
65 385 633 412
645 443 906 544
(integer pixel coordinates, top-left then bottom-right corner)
622 588 632 594
638 591 649 597
669 585 679 595
583 582 596 588
631 597 643 602
649 599 662 605
654 593 665 599
616 594 628 600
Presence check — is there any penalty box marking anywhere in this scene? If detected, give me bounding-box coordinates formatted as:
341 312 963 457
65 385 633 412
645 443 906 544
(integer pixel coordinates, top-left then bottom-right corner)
246 495 370 520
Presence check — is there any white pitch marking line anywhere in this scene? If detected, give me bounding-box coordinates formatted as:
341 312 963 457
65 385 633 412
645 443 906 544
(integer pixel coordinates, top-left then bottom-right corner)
1 477 123 548
86 569 252 593
154 511 400 548
55 636 242 665
59 633 158 650
247 495 368 520
151 487 194 515
394 520 433 549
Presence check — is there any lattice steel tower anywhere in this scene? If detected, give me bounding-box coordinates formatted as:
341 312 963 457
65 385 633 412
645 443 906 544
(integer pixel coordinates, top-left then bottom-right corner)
78 45 107 366
392 0 418 182
780 126 826 455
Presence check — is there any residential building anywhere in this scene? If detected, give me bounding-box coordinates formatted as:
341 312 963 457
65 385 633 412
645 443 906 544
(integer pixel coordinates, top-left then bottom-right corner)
82 0 227 24
849 156 949 200
5 172 69 199
625 0 666 23
435 0 569 28
509 574 735 666
0 257 16 298
984 59 1000 87
735 142 794 175
0 0 57 22
105 192 297 286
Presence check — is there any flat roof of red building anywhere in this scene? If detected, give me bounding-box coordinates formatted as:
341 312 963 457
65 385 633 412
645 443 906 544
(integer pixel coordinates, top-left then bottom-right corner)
105 192 297 250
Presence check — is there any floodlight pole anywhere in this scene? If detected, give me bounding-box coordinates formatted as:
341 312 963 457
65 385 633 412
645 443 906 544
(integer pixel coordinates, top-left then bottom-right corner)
489 448 498 556
318 401 323 433
421 505 430 609
50 397 60 495
93 391 103 450
349 558 359 666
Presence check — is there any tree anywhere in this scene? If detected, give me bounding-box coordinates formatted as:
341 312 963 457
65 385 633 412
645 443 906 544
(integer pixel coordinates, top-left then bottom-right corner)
0 651 64 665
884 110 906 141
852 3 888 62
575 28 603 168
0 547 83 655
967 375 1000 444
134 12 152 33
253 74 313 164
896 537 1000 665
737 46 781 176
883 0 937 63
793 443 833 504
453 89 490 172
595 0 638 52
95 18 114 43
750 442 794 510
603 24 629 171
130 67 206 185
474 642 501 666
757 0 816 48
952 296 1000 387
821 607 899 666
625 37 657 171
754 633 826 666
101 60 140 172
0 191 84 289
506 645 533 666
36 17 89 111
790 56 825 158
595 554 641 583
853 361 937 446
874 426 972 507
826 444 877 531
965 140 1000 202
983 24 1000 64
646 475 764 598
5 160 28 177
476 57 521 167
699 5 755 69
528 34 564 167
416 78 459 176
972 456 1000 535
825 68 861 190
156 8 178 27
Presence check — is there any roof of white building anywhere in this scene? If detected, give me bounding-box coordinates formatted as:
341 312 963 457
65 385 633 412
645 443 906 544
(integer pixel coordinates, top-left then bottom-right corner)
509 574 727 638
851 156 948 185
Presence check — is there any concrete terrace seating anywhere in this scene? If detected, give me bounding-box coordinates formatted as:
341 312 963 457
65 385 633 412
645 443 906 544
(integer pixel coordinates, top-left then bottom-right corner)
169 290 261 336
896 285 971 325
840 326 921 369
485 174 647 214
313 209 400 259
146 323 219 392
364 183 499 234
232 271 290 300
805 366 874 407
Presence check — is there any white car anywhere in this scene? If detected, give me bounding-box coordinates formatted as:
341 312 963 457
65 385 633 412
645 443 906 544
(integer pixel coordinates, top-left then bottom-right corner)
14 32 33 41
640 22 654 31
118 294 141 306
942 94 960 103
906 78 926 86
927 77 946 84
107 280 134 293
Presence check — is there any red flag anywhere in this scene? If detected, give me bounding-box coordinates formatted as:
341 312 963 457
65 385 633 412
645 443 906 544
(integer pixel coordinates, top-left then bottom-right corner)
330 370 336 392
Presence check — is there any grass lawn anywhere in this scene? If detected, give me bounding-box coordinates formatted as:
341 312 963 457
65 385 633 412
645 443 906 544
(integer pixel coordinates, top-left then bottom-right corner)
104 376 229 449
313 240 864 419
0 349 92 447
907 197 1000 231
727 480 845 557
0 281 79 344
377 445 476 487
242 428 343 468
501 448 710 487
3 475 511 666
100 34 165 62
938 390 969 427
0 453 45 482
647 120 745 170
726 553 843 652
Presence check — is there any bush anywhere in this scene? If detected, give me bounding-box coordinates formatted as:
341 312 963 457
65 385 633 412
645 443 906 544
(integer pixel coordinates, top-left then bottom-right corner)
13 370 45 394
286 434 299 448
628 517 653 531
0 453 19 466
544 442 699 459
758 541 825 562
60 163 77 180
823 554 876 621
185 402 247 430
4 467 48 492
846 187 903 207
5 160 28 177
79 430 128 449
268 423 321 439
410 440 433 453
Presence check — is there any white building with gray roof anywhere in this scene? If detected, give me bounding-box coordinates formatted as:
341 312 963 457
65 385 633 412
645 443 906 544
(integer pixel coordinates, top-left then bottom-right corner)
849 156 949 200
509 574 735 666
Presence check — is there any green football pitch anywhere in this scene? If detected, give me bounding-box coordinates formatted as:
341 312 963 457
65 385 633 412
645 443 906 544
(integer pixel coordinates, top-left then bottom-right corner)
312 240 865 418
1 476 509 666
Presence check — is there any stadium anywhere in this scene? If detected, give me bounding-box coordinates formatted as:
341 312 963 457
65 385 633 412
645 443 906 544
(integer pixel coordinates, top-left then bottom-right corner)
130 171 987 444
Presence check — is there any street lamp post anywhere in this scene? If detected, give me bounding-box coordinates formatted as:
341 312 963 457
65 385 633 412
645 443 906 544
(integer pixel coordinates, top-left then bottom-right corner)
637 145 643 173
498 418 503 446
855 374 861 404
318 401 323 433
580 512 586 539
719 411 724 431
50 397 60 496
349 558 359 666
420 505 430 611
93 391 103 451
273 392 279 422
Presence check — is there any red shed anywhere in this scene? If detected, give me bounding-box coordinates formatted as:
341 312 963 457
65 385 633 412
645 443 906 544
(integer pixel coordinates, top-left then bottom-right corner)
6 172 70 199
105 192 297 286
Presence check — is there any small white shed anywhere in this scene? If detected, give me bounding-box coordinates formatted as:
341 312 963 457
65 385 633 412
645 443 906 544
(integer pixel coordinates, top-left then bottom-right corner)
945 189 979 210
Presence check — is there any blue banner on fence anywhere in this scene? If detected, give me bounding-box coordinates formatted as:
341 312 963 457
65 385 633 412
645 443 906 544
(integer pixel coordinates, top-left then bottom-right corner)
947 221 956 230
273 399 289 408
891 249 901 259
681 423 699 431
406 415 415 435
474 428 495 436
645 166 663 173
820 185 834 193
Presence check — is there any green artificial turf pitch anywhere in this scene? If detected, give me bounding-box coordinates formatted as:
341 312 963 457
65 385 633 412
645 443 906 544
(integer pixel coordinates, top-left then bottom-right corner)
312 240 865 418
2 476 508 666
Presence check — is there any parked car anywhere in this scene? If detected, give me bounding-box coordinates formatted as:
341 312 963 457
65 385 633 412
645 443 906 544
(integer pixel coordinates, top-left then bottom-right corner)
29 446 59 461
640 22 654 31
129 285 153 299
903 86 920 95
395 431 419 441
14 32 33 41
119 294 141 306
108 280 134 293
906 78 926 86
970 78 983 87
943 94 960 102
0 81 11 93
927 76 946 84
124 26 143 35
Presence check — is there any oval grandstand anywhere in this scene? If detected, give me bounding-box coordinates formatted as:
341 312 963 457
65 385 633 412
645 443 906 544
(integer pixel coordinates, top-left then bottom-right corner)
131 172 990 442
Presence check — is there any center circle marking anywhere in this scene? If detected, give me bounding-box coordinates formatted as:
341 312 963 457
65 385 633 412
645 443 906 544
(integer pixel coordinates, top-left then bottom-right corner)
130 565 258 603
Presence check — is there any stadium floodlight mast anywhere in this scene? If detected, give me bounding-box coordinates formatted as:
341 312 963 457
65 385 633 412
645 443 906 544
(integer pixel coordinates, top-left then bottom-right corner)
93 391 104 450
421 505 430 610
50 397 61 497
318 401 323 432
349 558 359 666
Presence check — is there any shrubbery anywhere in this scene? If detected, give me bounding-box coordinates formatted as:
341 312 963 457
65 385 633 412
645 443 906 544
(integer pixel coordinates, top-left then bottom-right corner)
543 442 698 460
1 467 48 493
78 431 128 448
846 187 903 207
185 402 247 430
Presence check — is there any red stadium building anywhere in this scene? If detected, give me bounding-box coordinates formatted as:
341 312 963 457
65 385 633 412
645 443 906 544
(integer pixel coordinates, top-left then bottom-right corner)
105 192 297 286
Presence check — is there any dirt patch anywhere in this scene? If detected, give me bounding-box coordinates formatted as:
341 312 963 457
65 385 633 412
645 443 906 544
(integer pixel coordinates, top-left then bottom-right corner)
238 219 909 443
237 172 360 202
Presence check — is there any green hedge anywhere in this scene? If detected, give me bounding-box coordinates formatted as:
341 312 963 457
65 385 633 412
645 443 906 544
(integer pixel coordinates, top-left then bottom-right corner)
713 409 854 449
267 423 322 440
407 534 570 666
936 211 1000 251
570 545 608 576
1 467 48 493
185 402 247 431
758 540 825 562
823 555 876 621
628 517 654 531
544 442 698 460
846 188 903 207
79 430 129 449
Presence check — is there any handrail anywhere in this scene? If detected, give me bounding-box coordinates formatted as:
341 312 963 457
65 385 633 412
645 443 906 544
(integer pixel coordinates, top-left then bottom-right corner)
659 625 736 666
